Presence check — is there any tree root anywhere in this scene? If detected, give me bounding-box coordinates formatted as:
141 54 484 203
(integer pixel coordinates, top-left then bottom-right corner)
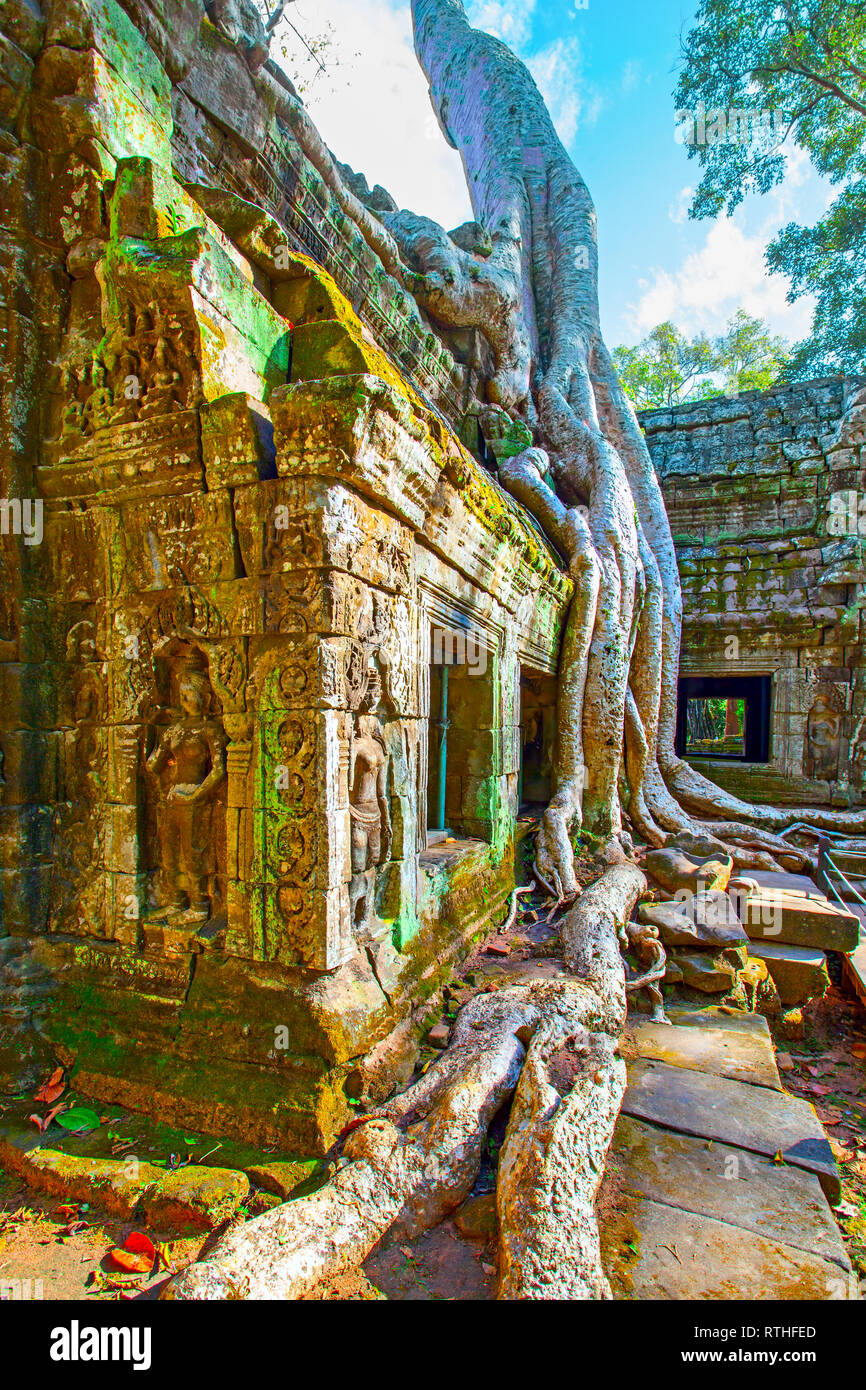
165 864 643 1301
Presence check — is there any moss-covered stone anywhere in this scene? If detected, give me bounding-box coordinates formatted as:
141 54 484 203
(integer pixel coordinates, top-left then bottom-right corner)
245 1159 319 1200
142 1165 249 1230
0 1139 163 1219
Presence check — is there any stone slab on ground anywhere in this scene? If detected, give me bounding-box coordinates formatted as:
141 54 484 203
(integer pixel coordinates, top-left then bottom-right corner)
629 1020 782 1090
623 1058 841 1201
749 869 822 895
602 1198 855 1300
610 1116 849 1269
742 881 859 953
665 1004 772 1037
749 941 830 1006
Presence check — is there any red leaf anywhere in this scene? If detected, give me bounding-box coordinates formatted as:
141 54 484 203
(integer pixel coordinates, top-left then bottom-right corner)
34 1067 65 1104
28 1103 67 1134
109 1232 156 1275
36 1081 65 1104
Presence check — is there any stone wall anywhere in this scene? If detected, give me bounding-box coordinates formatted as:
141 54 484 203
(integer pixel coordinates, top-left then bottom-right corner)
0 0 571 1152
641 376 866 807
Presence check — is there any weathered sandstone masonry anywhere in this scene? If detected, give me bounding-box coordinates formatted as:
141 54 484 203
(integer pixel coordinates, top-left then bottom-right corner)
0 0 571 1152
642 377 866 807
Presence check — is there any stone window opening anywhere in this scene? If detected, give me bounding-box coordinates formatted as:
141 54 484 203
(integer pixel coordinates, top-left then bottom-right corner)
676 675 772 763
425 623 495 845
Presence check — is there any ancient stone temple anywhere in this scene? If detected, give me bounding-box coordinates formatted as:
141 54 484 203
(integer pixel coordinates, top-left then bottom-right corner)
643 378 866 809
0 0 571 1151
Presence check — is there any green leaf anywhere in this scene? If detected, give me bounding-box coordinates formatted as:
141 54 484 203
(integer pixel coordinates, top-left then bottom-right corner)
55 1106 101 1134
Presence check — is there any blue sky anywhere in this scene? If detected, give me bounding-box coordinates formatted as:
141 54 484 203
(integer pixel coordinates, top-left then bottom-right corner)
276 0 832 349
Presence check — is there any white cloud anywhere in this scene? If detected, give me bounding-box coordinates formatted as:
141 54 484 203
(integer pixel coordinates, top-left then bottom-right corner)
466 0 537 50
669 186 694 226
528 37 601 146
620 59 641 93
626 154 835 344
272 0 473 228
627 216 814 342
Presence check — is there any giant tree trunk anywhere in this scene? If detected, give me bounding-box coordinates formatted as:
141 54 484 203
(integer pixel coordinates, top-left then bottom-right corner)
400 0 866 885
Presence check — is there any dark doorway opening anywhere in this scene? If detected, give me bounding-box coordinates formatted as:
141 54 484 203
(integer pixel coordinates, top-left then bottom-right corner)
520 670 557 808
676 675 771 763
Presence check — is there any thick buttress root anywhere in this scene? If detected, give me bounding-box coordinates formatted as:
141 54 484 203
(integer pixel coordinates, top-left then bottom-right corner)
165 864 643 1301
400 2 860 885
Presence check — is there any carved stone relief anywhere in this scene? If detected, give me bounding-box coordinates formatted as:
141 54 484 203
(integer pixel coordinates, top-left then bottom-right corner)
804 684 845 783
143 643 227 926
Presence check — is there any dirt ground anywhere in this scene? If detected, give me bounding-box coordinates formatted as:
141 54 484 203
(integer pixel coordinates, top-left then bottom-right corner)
0 1177 208 1300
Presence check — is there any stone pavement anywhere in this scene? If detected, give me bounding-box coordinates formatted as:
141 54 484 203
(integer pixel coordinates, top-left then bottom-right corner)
600 1006 857 1299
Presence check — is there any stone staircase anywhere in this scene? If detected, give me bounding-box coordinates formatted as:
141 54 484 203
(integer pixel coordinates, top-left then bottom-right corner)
742 868 860 1011
600 1006 857 1299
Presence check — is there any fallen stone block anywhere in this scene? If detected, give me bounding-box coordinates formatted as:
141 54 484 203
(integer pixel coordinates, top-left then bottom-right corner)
742 887 859 953
0 1139 163 1219
610 1117 849 1269
623 1058 841 1201
749 941 830 1007
245 1159 319 1200
638 888 747 950
665 1004 772 1037
644 847 733 897
673 951 738 994
141 1165 250 1230
630 1020 782 1090
602 1198 854 1300
670 944 750 996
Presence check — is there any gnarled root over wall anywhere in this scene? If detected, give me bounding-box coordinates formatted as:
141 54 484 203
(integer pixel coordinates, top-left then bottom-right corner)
165 862 643 1301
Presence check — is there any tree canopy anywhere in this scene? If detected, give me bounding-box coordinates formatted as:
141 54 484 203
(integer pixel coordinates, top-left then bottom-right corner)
676 0 866 378
613 311 789 410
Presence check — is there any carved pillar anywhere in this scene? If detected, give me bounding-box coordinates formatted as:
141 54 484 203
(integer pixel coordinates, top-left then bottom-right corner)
224 714 255 957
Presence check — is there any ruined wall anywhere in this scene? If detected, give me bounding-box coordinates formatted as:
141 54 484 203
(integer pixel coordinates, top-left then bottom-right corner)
642 376 866 806
0 0 571 1152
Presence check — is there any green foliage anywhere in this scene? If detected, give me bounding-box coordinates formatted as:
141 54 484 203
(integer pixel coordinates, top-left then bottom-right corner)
676 0 866 377
769 181 866 376
613 311 789 409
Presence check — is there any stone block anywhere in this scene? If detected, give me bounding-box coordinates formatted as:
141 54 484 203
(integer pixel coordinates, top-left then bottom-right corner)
671 949 739 994
638 889 747 950
245 1158 318 1200
610 1117 848 1268
742 887 859 952
630 1020 781 1089
748 941 830 1006
603 1197 853 1300
0 1142 163 1219
644 847 732 896
141 1164 249 1230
